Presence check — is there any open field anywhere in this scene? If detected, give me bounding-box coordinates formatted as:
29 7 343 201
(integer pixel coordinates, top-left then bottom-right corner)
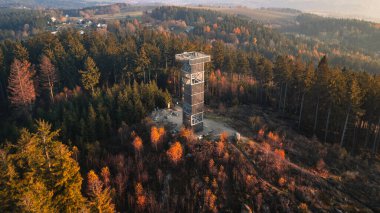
93 11 143 20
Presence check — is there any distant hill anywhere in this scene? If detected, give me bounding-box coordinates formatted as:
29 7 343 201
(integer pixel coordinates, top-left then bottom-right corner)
0 0 120 9
135 0 380 23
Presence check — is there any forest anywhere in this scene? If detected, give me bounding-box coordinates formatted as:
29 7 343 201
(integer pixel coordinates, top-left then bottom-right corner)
152 6 380 74
0 5 379 212
284 14 380 54
0 8 52 40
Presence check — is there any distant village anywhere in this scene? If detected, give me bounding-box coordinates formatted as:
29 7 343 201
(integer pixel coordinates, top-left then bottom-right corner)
47 15 108 35
46 10 196 36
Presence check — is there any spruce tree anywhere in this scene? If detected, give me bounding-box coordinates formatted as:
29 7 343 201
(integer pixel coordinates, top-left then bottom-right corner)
87 170 115 213
13 43 29 61
39 55 58 103
80 57 101 94
0 120 87 212
212 40 225 70
136 45 150 82
8 59 36 112
341 77 362 147
0 48 6 102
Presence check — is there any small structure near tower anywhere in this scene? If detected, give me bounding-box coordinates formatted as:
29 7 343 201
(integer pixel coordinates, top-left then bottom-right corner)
175 52 211 132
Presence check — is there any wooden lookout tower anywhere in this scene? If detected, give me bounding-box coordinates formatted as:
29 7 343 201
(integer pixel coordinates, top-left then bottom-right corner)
175 52 211 132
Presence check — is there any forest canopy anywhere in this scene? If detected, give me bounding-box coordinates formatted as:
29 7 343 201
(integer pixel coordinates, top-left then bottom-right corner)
0 5 379 213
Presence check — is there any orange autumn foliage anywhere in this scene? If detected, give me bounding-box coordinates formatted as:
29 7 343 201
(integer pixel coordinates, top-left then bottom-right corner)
180 128 193 141
150 126 160 150
253 37 257 45
151 126 160 143
205 189 217 211
278 177 286 187
204 25 211 33
133 136 143 152
298 203 309 213
216 141 225 156
135 182 146 209
151 126 165 149
87 170 102 195
268 131 281 144
209 71 217 92
135 182 143 195
100 167 111 187
167 141 183 164
274 149 286 159
220 132 228 142
136 195 146 208
158 127 165 137
233 27 241 34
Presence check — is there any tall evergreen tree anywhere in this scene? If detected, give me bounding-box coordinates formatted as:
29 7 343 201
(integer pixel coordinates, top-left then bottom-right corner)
87 170 115 213
0 120 87 212
212 40 225 70
323 68 345 142
0 48 5 102
80 57 101 94
39 55 58 102
340 77 362 147
313 56 330 135
8 59 36 111
136 45 150 83
13 43 29 61
237 52 250 76
298 62 315 129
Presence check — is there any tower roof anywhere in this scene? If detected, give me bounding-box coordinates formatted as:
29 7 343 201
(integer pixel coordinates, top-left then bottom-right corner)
175 52 211 65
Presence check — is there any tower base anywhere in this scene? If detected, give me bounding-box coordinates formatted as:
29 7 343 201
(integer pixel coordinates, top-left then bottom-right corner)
192 122 203 133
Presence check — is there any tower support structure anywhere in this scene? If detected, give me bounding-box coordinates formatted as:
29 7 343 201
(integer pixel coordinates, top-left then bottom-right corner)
175 52 211 132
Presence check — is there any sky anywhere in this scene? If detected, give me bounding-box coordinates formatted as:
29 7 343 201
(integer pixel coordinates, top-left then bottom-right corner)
131 0 380 22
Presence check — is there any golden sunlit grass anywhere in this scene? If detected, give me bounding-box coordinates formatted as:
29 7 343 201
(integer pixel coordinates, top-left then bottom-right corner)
94 11 143 20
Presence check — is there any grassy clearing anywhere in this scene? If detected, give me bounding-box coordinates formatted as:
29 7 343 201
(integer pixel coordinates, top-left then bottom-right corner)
93 11 143 20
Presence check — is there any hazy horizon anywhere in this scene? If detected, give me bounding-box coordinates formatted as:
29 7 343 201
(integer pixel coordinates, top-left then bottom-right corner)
130 0 380 22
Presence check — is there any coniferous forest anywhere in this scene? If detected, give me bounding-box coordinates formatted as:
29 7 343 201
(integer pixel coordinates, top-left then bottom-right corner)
0 4 379 213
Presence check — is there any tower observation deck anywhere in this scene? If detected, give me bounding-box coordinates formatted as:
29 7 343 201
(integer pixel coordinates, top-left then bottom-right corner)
175 52 211 132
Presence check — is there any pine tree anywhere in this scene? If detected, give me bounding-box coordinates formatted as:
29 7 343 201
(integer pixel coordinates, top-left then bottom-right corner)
80 57 101 94
39 55 58 102
237 52 250 76
324 68 345 142
13 43 29 61
274 56 292 111
298 62 315 129
0 48 6 102
87 170 115 213
136 45 150 82
312 56 330 135
212 40 225 69
35 120 87 211
87 104 97 141
8 59 36 111
340 77 362 147
0 120 87 212
223 49 236 75
257 57 273 105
